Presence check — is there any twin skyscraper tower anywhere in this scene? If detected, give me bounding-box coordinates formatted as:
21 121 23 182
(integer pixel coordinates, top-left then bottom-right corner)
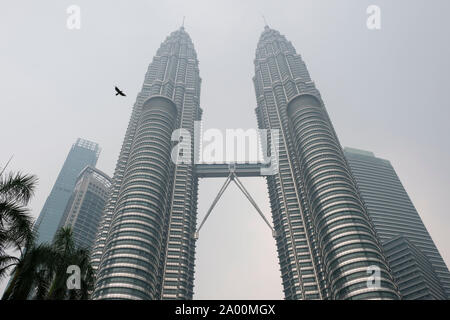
91 25 401 300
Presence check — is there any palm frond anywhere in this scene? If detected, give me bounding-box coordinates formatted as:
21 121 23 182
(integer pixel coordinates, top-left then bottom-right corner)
52 227 74 255
0 255 20 279
3 225 96 300
0 172 38 205
0 201 34 250
33 268 53 300
2 243 55 300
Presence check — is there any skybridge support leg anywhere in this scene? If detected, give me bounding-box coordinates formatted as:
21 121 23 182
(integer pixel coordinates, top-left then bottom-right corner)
194 169 277 240
195 174 233 240
232 175 277 238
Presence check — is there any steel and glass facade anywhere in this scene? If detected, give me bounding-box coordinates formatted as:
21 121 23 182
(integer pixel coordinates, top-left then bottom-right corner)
253 26 399 299
344 147 450 299
34 138 100 245
92 27 202 300
383 235 447 299
92 26 402 300
58 166 111 250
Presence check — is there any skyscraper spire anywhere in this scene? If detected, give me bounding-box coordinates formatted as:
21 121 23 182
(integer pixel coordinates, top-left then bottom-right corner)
262 15 269 28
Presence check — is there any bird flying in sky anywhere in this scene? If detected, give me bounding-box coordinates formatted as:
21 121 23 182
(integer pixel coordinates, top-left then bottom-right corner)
115 86 126 96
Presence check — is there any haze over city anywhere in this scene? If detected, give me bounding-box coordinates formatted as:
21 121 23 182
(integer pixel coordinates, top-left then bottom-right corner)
1 0 449 299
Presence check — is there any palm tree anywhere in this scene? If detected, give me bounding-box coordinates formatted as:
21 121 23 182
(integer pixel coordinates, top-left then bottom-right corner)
2 242 55 300
0 171 38 281
2 227 94 300
0 169 94 300
46 227 94 300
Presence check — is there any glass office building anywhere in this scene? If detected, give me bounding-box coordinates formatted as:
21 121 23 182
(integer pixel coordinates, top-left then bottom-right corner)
344 147 450 299
33 138 100 245
92 26 401 300
92 27 202 300
252 26 398 300
58 166 111 250
383 235 447 299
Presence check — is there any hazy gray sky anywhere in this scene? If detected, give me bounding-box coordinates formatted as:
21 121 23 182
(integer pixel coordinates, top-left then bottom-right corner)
1 0 449 299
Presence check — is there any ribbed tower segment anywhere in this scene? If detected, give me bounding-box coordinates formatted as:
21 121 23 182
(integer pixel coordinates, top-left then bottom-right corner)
344 148 450 299
92 28 201 300
253 26 399 300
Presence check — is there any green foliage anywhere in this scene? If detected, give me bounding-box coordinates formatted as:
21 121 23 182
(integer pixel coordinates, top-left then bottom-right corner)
0 202 34 254
0 170 94 300
0 171 37 279
3 226 95 300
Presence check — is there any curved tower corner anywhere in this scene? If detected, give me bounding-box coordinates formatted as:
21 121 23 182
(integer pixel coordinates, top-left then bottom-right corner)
253 26 399 300
92 27 202 300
